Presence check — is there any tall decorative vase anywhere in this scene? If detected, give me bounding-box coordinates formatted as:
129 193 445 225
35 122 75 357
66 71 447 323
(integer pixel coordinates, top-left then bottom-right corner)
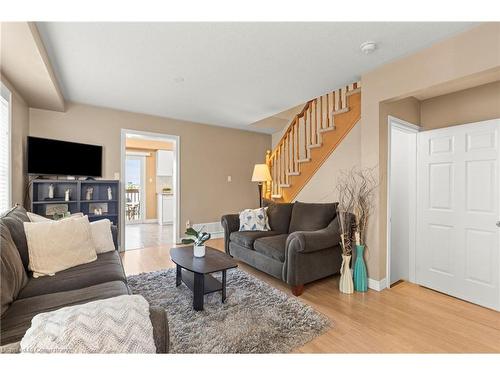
339 254 354 294
353 245 368 292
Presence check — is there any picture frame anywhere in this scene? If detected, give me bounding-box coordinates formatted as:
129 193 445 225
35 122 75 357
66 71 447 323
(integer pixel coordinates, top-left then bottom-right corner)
45 204 69 216
89 202 108 214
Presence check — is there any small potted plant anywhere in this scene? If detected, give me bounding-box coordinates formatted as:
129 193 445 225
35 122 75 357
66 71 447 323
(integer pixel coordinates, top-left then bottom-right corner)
181 227 211 257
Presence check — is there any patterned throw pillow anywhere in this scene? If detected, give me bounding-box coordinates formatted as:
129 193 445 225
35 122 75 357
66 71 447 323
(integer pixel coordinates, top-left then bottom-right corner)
239 208 270 231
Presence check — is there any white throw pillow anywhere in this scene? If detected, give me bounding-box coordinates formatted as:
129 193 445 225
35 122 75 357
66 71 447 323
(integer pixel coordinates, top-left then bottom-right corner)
239 208 269 231
24 216 97 277
27 212 84 222
90 219 115 254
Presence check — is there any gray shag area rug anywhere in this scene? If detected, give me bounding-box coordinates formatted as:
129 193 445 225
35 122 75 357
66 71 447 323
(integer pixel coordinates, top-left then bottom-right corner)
127 268 331 353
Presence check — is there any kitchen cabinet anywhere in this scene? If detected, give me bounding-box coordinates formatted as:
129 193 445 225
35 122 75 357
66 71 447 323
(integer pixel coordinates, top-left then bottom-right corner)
157 194 174 224
157 150 173 176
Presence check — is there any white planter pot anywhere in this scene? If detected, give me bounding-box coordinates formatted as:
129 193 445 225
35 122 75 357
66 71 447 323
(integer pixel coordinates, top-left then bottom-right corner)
193 245 206 258
339 254 354 294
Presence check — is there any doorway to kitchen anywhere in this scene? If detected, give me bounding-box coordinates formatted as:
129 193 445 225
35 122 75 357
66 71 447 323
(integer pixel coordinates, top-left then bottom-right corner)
120 129 180 251
125 154 146 223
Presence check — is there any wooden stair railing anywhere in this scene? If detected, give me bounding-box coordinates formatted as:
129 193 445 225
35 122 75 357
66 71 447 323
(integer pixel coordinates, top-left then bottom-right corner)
264 81 361 202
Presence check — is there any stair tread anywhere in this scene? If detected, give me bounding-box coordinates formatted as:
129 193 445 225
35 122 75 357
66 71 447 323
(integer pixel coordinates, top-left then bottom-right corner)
308 143 322 149
297 158 311 163
287 171 300 176
279 184 291 188
332 107 349 116
319 126 336 133
271 194 282 199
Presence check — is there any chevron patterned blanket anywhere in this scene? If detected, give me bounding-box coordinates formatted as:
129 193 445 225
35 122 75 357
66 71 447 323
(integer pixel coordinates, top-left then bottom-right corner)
20 295 156 353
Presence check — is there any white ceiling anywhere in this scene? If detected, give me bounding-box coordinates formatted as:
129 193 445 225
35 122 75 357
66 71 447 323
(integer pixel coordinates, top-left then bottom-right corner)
37 22 477 133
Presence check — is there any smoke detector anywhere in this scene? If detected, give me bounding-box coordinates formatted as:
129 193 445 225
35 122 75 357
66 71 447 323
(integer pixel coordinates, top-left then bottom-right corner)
360 41 377 54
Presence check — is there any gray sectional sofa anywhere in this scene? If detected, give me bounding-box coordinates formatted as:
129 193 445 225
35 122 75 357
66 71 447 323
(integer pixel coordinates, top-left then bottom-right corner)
0 205 169 353
221 200 342 296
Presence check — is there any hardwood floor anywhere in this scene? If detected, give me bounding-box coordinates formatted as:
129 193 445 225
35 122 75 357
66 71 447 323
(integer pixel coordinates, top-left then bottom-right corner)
120 238 500 353
125 223 173 251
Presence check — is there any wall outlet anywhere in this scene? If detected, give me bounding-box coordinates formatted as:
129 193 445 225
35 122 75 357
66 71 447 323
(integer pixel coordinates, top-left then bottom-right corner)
185 220 191 229
227 175 232 182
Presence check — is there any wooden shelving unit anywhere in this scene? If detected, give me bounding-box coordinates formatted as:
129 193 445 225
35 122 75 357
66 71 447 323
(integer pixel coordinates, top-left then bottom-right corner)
30 179 120 242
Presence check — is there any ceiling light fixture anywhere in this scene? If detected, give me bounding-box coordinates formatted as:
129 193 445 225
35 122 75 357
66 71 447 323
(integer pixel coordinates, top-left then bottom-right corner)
360 41 377 54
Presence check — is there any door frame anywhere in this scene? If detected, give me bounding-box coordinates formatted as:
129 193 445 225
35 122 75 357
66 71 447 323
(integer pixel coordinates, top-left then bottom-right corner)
124 153 147 223
120 129 181 251
386 116 420 287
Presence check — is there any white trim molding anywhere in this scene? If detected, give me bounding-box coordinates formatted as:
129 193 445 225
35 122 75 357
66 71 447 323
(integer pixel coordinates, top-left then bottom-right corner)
368 278 387 292
386 116 420 287
190 221 224 239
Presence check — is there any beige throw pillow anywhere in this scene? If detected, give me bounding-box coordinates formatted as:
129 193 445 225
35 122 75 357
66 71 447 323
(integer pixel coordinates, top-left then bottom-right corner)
90 219 115 254
27 212 84 222
24 216 97 277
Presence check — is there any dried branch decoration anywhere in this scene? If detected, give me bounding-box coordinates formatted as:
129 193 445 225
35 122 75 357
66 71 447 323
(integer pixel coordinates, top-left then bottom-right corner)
353 167 377 246
335 167 377 254
335 169 356 256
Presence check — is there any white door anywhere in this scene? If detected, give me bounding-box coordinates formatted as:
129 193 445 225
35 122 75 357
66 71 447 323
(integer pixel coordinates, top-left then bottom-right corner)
417 119 499 310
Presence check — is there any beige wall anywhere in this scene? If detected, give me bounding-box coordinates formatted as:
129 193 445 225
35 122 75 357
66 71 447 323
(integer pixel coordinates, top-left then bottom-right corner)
294 121 361 203
420 80 500 130
361 23 500 281
1 76 29 206
29 102 271 229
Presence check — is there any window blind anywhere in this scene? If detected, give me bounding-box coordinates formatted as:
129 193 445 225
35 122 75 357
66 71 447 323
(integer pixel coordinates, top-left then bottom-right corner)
0 84 10 213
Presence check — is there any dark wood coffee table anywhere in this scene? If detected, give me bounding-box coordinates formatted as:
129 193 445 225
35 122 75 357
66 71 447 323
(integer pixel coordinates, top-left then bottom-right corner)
170 246 238 311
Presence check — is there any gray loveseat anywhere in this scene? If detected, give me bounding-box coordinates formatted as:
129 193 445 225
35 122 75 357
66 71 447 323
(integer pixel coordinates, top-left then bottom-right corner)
221 200 342 296
0 205 169 353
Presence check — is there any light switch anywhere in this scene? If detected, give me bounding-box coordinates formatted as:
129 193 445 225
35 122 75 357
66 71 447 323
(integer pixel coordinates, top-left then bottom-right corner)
227 175 232 182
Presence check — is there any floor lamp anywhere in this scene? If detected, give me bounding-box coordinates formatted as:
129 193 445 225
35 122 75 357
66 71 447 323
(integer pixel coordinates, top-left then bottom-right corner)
251 164 272 207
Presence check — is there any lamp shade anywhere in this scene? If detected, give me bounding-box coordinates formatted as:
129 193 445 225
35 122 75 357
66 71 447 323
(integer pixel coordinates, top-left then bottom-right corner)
251 164 272 182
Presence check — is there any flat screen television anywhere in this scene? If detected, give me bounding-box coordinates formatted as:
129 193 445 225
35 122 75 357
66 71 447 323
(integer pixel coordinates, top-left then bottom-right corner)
28 136 103 177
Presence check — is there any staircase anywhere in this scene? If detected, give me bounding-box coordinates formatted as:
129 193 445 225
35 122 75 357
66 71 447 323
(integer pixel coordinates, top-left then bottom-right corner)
264 81 361 202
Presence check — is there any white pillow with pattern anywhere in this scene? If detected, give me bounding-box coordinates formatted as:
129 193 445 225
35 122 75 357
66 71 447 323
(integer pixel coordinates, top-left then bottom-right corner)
239 208 270 231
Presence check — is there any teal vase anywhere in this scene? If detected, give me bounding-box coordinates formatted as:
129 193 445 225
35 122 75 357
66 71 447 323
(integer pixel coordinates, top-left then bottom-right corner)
353 245 368 292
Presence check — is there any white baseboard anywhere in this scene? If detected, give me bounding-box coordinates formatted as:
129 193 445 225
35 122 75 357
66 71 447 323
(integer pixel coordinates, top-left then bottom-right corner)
191 221 224 239
368 278 387 291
